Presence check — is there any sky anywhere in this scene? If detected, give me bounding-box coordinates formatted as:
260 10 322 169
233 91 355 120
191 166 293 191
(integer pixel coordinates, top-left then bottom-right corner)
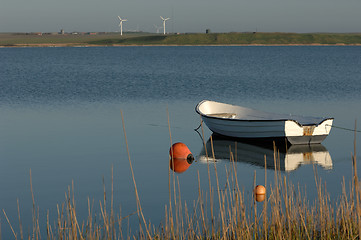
0 0 360 33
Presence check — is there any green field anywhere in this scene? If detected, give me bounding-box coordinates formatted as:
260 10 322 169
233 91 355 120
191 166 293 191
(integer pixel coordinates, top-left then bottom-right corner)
0 32 150 46
1 32 361 46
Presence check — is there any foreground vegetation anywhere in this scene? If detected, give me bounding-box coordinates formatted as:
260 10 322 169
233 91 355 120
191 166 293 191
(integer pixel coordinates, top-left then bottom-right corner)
1 32 361 47
2 118 361 239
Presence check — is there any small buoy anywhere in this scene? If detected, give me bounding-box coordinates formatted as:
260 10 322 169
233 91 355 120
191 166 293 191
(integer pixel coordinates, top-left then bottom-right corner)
169 142 194 173
254 185 266 202
254 185 266 195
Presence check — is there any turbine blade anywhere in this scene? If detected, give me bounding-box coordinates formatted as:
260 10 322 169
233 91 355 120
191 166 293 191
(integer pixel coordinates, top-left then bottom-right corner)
160 16 164 20
118 16 121 20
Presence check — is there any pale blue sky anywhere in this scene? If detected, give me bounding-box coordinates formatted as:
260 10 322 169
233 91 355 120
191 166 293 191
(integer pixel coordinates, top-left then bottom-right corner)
0 0 360 33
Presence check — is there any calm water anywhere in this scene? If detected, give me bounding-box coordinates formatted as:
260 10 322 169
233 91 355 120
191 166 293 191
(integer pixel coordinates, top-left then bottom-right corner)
1 46 361 238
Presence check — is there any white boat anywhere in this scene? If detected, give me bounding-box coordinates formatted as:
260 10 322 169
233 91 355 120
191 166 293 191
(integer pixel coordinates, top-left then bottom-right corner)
195 100 333 145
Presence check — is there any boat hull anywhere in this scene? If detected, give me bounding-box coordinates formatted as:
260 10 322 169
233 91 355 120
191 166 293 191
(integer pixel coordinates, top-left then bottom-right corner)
196 100 333 145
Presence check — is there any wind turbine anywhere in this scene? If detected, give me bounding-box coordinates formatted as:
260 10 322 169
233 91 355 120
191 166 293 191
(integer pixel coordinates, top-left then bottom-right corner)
117 16 127 36
160 16 170 35
153 24 163 34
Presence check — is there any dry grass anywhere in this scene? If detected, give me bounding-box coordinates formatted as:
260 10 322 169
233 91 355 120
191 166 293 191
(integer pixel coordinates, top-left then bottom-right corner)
1 118 360 239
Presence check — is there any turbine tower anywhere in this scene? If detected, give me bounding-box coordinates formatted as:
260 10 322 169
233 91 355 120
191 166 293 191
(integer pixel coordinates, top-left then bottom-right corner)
160 16 170 35
153 24 163 34
117 16 127 36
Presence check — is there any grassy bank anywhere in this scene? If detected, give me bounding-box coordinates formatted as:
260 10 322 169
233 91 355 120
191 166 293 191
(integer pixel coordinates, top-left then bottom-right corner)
1 32 361 47
89 32 361 46
2 116 361 239
0 32 149 47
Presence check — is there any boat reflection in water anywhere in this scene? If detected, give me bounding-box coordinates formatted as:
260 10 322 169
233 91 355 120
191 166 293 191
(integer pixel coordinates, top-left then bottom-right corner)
197 135 332 172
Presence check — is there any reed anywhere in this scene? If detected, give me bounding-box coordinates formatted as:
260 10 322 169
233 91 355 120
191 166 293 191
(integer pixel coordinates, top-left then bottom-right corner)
1 118 360 239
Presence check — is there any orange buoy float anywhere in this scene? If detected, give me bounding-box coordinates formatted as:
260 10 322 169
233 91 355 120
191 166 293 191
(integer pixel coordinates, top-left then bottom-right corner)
254 185 266 195
169 142 194 173
254 185 266 202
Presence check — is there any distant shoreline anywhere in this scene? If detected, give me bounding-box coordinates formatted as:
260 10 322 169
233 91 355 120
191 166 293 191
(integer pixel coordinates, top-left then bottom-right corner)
2 43 361 48
1 32 361 47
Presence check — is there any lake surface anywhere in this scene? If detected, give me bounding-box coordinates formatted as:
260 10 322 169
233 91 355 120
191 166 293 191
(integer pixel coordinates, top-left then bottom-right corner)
1 46 361 238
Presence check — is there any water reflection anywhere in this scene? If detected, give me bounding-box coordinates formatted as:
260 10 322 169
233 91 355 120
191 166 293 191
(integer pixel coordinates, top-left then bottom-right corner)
197 136 332 172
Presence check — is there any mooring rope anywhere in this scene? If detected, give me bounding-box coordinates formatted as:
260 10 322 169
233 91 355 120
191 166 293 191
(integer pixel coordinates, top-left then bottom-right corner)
326 124 361 133
194 123 202 131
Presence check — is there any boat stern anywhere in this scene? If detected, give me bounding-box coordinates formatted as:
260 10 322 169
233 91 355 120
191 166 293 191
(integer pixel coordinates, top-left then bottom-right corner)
285 118 333 145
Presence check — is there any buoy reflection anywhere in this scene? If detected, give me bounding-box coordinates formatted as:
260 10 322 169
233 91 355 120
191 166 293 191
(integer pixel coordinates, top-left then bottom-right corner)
255 194 266 202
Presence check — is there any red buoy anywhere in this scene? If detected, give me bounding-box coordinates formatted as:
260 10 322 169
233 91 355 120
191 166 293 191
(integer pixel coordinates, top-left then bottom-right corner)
169 142 193 160
169 142 194 173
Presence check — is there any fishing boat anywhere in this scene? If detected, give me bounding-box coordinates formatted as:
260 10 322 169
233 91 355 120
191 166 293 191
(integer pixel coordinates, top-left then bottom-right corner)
195 100 333 145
